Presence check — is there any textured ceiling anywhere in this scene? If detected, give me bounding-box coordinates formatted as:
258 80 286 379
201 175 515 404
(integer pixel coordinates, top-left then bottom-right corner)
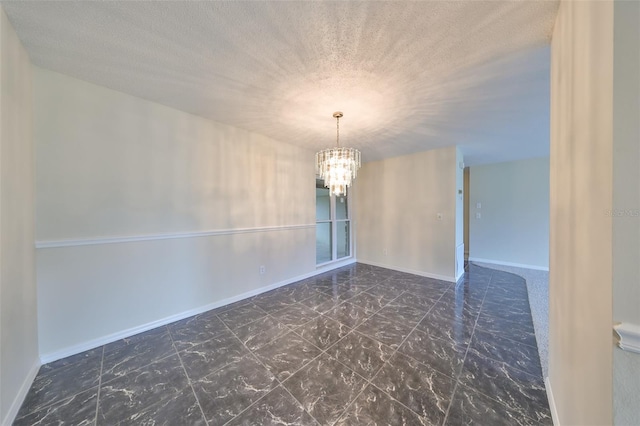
3 1 558 165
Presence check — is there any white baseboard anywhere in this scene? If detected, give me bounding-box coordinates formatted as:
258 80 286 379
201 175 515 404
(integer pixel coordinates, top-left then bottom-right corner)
40 262 352 364
316 257 356 273
468 257 549 271
545 376 560 426
356 260 456 283
2 359 40 426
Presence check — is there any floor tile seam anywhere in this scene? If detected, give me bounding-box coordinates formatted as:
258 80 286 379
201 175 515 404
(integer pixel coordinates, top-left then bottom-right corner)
324 276 433 423
316 311 364 332
277 382 324 426
475 309 536 324
366 381 441 425
322 289 391 320
441 270 493 425
475 272 542 353
454 370 550 410
93 346 105 425
253 289 319 310
166 328 211 426
169 326 232 350
326 346 380 384
318 291 396 327
223 316 324 389
20 351 107 418
347 290 407 338
14 379 102 422
452 380 552 424
28 356 102 386
323 347 437 424
284 326 327 353
473 314 537 331
361 298 435 390
478 307 535 321
98 339 200 423
320 352 397 425
372 300 435 328
216 308 270 330
459 346 547 383
349 286 447 353
99 348 180 387
464 346 544 380
101 325 172 355
267 308 325 334
221 323 324 426
471 327 540 350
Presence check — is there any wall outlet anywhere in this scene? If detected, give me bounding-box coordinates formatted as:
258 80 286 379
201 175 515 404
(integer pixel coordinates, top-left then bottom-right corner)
383 248 388 256
437 213 443 220
259 265 266 274
476 212 481 219
476 202 482 209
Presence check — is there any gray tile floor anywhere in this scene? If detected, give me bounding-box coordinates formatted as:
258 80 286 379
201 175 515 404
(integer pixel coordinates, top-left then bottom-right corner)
14 263 551 425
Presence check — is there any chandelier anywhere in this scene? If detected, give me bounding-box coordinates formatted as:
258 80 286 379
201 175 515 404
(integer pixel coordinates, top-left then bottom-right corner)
315 112 362 196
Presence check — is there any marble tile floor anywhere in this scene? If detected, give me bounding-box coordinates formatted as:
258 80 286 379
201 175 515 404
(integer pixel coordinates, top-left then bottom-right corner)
14 263 551 425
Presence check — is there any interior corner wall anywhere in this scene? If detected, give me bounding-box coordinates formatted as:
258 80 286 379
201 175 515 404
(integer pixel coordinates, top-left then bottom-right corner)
34 68 317 359
612 1 640 424
463 167 470 259
455 148 464 279
0 7 38 426
468 157 549 270
354 146 457 281
549 0 613 425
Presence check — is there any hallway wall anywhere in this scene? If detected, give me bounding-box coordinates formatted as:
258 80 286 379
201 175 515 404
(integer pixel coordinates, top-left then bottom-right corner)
0 7 38 425
549 1 613 424
469 157 549 270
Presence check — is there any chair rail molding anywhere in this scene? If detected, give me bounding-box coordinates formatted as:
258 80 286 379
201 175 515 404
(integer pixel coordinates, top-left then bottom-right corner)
614 322 640 354
35 224 316 249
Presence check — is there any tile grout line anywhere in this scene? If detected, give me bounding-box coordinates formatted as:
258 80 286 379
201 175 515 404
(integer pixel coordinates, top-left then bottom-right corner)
449 271 550 424
93 345 105 425
220 274 401 425
218 316 324 426
330 280 452 424
441 270 493 426
167 326 211 426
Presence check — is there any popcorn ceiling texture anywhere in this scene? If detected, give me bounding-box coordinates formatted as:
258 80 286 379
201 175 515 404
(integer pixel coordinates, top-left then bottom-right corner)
3 1 558 164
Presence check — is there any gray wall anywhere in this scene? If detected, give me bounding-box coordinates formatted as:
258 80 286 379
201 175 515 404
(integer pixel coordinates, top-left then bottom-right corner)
469 157 549 270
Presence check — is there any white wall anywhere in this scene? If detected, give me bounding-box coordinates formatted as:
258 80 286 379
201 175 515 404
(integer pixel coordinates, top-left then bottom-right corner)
469 157 549 270
612 1 640 424
549 1 613 424
463 167 470 258
455 148 464 279
355 146 458 281
0 7 38 425
34 68 317 358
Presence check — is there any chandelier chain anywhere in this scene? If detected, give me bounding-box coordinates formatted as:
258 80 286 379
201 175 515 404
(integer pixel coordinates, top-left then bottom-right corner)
336 115 340 148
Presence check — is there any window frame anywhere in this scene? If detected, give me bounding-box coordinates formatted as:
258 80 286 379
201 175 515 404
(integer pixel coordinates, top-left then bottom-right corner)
315 179 353 266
